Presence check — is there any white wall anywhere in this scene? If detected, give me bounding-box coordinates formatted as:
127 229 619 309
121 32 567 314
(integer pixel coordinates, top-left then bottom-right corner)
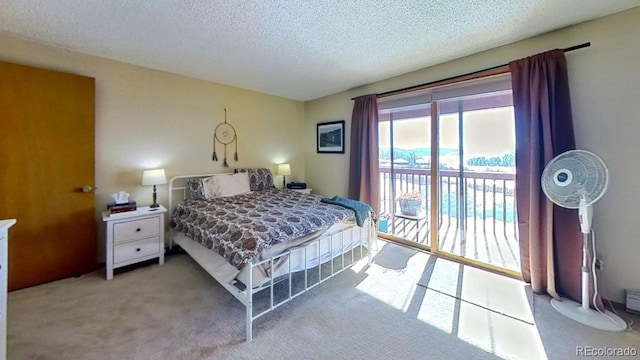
0 33 305 261
305 7 640 303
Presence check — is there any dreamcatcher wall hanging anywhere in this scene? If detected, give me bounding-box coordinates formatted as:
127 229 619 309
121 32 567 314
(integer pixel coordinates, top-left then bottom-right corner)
212 108 238 167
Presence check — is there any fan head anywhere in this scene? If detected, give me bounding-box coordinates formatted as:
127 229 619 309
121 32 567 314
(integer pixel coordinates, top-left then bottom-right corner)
541 150 609 209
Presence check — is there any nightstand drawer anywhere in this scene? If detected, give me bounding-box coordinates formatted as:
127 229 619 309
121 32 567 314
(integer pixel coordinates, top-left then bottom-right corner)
113 217 160 243
113 237 160 264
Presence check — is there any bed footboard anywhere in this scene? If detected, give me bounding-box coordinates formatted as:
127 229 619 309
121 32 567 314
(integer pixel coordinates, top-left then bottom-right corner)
174 217 373 342
244 218 373 341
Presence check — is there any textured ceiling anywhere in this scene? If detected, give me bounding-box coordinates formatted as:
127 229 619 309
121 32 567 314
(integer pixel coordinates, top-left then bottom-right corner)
1 1 639 101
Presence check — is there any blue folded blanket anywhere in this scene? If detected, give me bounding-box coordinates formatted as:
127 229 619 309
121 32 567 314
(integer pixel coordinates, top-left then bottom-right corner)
321 196 372 227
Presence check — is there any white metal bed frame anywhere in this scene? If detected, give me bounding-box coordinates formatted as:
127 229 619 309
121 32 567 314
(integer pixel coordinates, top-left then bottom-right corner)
167 173 374 342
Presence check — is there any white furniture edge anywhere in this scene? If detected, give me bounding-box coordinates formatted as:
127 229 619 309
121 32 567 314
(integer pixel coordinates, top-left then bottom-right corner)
0 219 15 360
0 220 16 231
168 173 374 341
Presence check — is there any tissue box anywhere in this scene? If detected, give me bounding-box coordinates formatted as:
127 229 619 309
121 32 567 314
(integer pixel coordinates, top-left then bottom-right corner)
108 201 137 214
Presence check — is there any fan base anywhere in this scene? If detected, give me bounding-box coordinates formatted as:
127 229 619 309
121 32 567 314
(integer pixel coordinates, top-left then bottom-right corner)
551 298 627 332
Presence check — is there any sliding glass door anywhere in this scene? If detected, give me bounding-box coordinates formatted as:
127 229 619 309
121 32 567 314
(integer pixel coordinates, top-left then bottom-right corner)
377 74 520 275
435 91 519 272
378 103 432 247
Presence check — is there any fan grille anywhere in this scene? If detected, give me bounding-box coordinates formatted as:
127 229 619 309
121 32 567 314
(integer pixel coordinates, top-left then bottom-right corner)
541 150 608 209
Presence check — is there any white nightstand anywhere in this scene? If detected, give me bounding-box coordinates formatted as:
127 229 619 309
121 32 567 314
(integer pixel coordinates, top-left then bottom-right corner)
290 188 312 194
102 205 167 280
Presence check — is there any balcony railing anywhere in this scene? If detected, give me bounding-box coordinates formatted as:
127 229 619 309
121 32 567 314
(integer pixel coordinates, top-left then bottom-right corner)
379 166 520 272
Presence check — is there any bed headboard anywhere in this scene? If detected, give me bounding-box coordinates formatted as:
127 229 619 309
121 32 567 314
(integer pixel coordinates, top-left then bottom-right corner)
168 168 276 214
168 173 226 215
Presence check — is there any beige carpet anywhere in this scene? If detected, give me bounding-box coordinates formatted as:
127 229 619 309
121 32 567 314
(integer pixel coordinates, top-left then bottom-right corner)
8 240 640 360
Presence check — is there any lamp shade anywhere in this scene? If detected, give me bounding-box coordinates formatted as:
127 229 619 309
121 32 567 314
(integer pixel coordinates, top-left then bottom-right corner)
141 169 167 186
277 163 291 176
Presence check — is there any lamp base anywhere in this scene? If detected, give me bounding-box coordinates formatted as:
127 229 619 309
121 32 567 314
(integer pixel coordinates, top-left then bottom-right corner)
550 298 627 332
150 184 159 208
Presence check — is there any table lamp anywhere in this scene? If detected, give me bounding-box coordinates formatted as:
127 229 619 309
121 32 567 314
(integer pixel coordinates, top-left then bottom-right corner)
277 163 291 188
142 168 167 208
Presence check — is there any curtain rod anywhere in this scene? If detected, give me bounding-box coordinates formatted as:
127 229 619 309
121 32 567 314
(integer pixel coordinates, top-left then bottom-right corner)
351 42 591 100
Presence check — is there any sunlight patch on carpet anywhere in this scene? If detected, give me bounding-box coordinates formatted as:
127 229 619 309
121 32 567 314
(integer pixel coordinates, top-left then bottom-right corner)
355 248 431 311
356 241 546 360
457 301 547 359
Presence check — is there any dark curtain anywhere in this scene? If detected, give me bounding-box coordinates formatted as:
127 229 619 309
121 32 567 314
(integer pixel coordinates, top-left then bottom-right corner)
510 49 583 303
348 94 380 216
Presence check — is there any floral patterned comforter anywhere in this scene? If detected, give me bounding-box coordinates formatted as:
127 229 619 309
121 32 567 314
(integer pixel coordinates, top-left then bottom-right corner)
169 189 355 269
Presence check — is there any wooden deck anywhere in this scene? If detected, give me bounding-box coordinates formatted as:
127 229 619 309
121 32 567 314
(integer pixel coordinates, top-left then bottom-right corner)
381 213 520 272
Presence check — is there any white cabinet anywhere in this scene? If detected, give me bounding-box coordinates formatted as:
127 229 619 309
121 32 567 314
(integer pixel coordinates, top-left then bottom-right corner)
0 219 16 360
102 206 166 280
290 188 312 194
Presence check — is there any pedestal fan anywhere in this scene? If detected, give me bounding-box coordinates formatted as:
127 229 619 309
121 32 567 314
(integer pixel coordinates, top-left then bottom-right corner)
541 149 626 331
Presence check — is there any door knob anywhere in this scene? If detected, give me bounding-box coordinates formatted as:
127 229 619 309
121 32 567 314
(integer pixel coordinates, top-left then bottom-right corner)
82 185 94 193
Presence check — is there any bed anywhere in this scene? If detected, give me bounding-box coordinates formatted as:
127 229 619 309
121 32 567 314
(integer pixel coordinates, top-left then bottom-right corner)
167 169 375 341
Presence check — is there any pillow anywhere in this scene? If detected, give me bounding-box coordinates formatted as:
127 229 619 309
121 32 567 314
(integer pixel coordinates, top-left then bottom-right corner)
233 168 275 191
203 172 251 198
186 178 207 199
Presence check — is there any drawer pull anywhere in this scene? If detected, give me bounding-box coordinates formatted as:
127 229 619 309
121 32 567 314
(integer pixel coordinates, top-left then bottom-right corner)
136 228 141 232
136 248 141 252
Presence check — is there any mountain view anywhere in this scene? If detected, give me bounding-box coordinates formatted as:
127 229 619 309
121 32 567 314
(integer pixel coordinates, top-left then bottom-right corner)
379 147 515 170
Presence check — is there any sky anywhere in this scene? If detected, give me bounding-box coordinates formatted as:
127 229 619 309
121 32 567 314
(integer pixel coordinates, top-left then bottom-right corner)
378 107 515 158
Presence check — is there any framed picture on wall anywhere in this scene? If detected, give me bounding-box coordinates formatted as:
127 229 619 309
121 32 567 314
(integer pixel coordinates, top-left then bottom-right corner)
317 120 345 154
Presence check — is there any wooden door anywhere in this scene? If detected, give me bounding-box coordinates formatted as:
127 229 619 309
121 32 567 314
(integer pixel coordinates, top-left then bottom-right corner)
0 60 96 290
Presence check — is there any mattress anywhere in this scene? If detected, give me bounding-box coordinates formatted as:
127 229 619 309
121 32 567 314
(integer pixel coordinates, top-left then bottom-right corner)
169 189 356 269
